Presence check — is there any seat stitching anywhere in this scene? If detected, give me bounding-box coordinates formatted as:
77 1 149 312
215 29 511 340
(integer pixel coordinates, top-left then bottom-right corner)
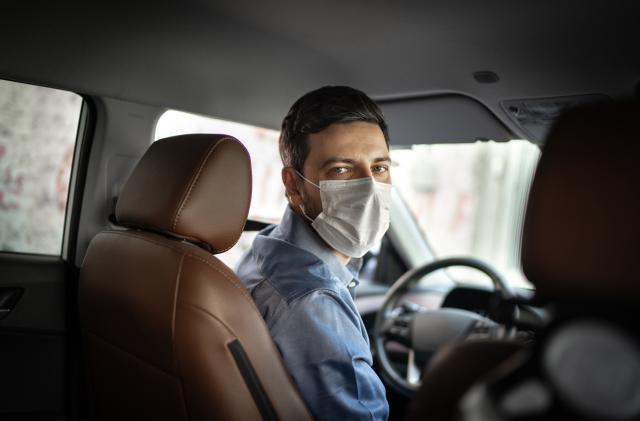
171 253 192 420
183 253 256 303
171 137 231 231
89 231 311 419
208 138 252 254
180 301 240 339
180 301 313 419
100 230 258 310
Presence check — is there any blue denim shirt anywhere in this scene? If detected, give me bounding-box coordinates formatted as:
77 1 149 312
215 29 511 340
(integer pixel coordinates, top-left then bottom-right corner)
235 207 389 421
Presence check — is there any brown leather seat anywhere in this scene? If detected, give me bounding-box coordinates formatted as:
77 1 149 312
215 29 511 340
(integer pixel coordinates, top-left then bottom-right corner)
79 134 312 421
521 101 640 306
408 101 640 420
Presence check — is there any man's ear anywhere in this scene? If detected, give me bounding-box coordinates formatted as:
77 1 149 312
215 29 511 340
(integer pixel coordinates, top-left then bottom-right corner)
282 167 303 207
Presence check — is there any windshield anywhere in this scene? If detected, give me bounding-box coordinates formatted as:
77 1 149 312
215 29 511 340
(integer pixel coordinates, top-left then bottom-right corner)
390 141 540 289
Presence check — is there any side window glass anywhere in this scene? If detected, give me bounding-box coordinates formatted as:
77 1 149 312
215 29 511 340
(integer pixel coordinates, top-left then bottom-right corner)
0 80 83 255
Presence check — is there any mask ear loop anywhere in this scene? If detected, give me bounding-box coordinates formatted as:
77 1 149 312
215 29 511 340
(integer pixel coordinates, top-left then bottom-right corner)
295 170 320 188
299 205 315 223
294 170 319 223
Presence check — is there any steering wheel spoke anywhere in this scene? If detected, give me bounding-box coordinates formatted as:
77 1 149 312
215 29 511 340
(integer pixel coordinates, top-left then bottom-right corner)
406 349 422 388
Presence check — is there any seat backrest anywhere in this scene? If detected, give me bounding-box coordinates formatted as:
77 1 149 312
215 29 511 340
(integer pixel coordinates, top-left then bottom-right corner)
522 101 640 307
79 134 312 421
456 102 640 420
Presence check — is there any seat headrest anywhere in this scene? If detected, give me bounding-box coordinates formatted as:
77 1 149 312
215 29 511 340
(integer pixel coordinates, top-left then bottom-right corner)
115 134 251 253
522 102 640 302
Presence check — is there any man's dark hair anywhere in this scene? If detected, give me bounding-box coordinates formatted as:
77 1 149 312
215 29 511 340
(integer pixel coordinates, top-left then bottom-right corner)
279 86 390 173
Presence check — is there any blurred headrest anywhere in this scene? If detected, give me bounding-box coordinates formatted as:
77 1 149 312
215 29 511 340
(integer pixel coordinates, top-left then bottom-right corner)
522 102 640 302
116 134 252 253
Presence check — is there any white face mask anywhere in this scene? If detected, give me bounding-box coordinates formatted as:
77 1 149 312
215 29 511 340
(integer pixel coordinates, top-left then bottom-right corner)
296 171 392 258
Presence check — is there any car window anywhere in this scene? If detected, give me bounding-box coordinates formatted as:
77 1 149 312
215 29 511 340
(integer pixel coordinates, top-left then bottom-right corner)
155 110 287 267
0 79 83 255
390 141 540 288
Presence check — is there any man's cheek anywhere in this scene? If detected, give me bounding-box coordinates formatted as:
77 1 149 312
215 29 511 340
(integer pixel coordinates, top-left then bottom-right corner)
304 194 323 219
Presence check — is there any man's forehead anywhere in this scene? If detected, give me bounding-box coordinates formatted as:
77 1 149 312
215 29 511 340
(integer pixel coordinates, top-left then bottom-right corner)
306 122 388 163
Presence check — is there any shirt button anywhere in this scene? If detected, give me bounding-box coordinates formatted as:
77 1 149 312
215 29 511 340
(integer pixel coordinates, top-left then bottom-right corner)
348 281 357 288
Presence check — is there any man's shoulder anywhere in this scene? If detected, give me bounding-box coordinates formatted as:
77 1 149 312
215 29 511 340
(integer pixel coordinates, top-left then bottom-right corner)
239 231 344 303
258 237 343 304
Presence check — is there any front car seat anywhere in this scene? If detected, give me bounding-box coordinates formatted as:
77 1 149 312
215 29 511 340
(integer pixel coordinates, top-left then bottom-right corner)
458 101 640 420
408 101 640 421
79 134 312 421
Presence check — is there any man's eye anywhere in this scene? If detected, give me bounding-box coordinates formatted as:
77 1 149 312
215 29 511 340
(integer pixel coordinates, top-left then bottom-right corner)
373 165 389 173
333 167 348 175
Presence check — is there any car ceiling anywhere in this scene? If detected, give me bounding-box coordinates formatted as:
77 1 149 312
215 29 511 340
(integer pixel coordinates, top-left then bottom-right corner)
1 1 639 137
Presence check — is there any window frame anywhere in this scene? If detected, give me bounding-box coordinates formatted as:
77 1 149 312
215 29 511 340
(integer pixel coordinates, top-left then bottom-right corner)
61 96 95 262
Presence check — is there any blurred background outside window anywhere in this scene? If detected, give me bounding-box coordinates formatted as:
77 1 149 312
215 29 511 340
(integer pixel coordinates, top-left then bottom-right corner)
0 79 82 255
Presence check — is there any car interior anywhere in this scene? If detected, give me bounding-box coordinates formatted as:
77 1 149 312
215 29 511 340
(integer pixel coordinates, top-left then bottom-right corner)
1 1 639 420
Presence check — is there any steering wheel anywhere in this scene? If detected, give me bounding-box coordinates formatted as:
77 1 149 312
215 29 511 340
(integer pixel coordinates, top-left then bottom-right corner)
373 257 517 396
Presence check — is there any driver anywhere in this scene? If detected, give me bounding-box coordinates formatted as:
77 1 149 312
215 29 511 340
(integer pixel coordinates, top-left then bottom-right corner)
236 86 391 420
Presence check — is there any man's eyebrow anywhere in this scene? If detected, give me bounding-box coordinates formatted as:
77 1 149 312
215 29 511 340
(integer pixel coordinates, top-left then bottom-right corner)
319 157 357 169
319 156 392 169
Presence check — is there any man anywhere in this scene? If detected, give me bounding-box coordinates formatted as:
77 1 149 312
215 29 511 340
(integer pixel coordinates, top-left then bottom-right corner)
236 86 391 420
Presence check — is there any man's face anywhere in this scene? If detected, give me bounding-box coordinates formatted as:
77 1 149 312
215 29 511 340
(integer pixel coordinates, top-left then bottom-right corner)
287 121 391 219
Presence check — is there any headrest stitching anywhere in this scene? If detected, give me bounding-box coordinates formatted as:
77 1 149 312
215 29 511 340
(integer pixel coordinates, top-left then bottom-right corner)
171 137 229 231
206 139 252 255
170 253 185 372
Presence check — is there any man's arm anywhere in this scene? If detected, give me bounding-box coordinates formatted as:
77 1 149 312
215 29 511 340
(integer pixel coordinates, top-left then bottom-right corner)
270 289 389 421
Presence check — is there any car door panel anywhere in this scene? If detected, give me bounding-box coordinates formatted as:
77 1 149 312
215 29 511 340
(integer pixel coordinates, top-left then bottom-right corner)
0 253 67 417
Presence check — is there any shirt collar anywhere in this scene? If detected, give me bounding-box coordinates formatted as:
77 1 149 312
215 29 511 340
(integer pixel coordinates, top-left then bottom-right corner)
276 206 362 287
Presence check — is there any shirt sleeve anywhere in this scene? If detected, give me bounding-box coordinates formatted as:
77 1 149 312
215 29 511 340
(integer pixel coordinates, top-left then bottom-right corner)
269 289 389 421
